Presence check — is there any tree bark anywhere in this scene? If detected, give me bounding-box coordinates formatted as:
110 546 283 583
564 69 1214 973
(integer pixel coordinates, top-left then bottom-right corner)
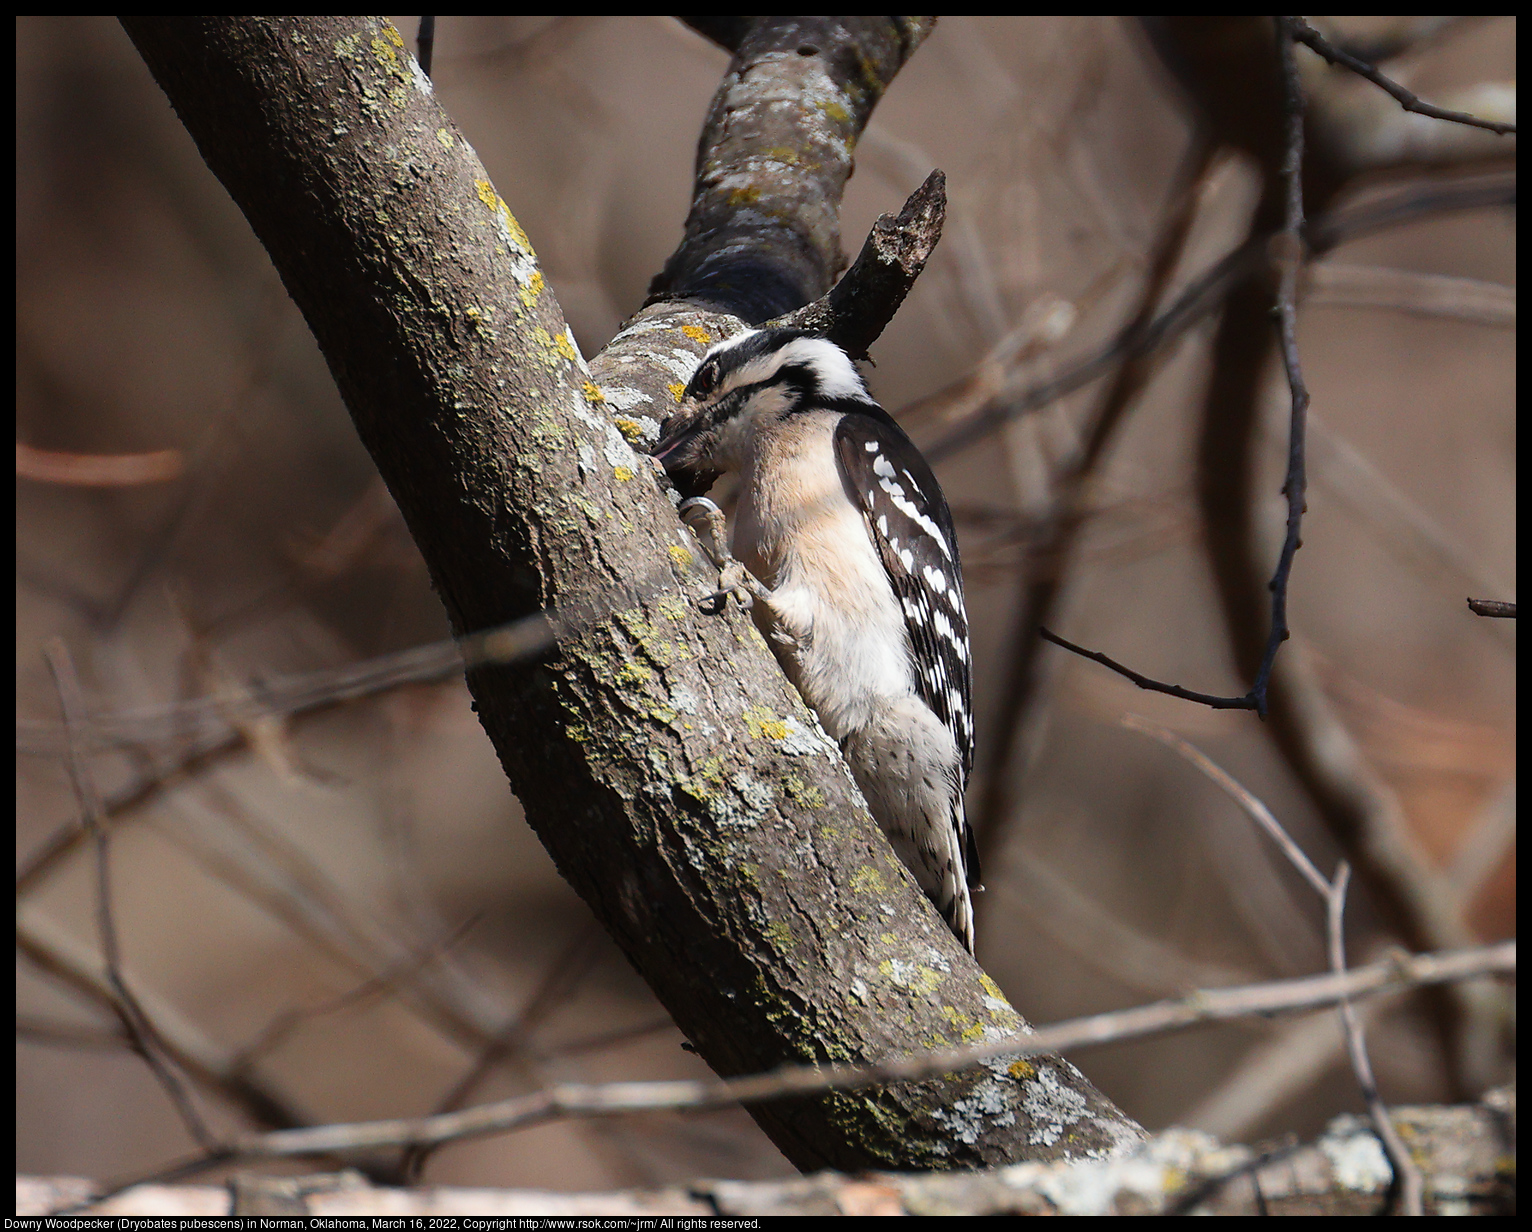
120 16 1142 1170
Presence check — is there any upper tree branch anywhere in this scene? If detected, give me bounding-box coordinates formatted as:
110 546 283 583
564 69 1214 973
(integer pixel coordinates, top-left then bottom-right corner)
649 17 937 322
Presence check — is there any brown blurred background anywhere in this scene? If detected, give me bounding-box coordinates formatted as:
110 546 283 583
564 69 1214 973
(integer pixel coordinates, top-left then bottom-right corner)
16 17 1514 1192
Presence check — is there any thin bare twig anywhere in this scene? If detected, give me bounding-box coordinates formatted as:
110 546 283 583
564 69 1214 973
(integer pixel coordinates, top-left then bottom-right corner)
175 941 1519 1162
232 915 483 1071
1466 598 1516 618
1040 627 1256 710
1305 264 1515 327
42 640 222 1154
925 172 1515 472
1326 862 1426 1216
1120 715 1328 896
1288 16 1517 136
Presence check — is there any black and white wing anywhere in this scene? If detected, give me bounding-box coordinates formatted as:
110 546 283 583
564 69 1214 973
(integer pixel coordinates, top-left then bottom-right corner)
833 411 976 791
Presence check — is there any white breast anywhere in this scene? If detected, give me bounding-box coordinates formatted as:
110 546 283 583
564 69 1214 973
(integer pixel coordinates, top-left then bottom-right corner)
731 411 915 740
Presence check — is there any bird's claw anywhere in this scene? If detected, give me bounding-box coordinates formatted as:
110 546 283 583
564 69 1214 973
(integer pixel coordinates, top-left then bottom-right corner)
678 497 768 613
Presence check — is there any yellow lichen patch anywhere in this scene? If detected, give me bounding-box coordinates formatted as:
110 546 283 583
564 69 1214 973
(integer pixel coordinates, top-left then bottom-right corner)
436 127 455 149
680 324 712 345
1008 1059 1036 1082
727 184 762 207
613 465 635 482
668 544 694 570
783 773 825 809
817 99 850 123
382 22 405 48
850 866 886 895
667 381 686 402
765 146 802 165
941 1006 986 1043
582 381 607 405
555 331 579 362
503 209 533 254
615 661 652 687
613 418 644 443
518 270 545 309
765 920 795 952
743 706 789 742
370 34 399 67
475 179 499 211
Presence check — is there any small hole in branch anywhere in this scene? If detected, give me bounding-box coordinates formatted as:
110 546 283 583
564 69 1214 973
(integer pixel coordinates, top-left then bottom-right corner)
796 44 819 56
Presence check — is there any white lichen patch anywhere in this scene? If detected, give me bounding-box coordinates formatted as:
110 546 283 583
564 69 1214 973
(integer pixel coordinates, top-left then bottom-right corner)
1020 1064 1089 1148
930 1077 1017 1146
602 422 638 470
1319 1114 1393 1191
705 772 773 830
668 687 701 715
878 957 943 996
730 772 775 820
777 713 837 757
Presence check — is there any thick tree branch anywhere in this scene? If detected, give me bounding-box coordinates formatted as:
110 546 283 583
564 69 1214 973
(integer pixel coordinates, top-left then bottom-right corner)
118 15 1140 1175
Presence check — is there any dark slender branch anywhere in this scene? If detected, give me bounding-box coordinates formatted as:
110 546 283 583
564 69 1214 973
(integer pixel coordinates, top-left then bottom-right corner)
1253 17 1314 719
1288 16 1516 136
1040 629 1256 709
401 924 603 1179
927 235 1258 464
416 16 435 79
1467 598 1516 618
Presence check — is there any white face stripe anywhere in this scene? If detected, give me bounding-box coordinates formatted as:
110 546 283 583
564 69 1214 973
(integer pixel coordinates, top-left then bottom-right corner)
702 332 868 405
